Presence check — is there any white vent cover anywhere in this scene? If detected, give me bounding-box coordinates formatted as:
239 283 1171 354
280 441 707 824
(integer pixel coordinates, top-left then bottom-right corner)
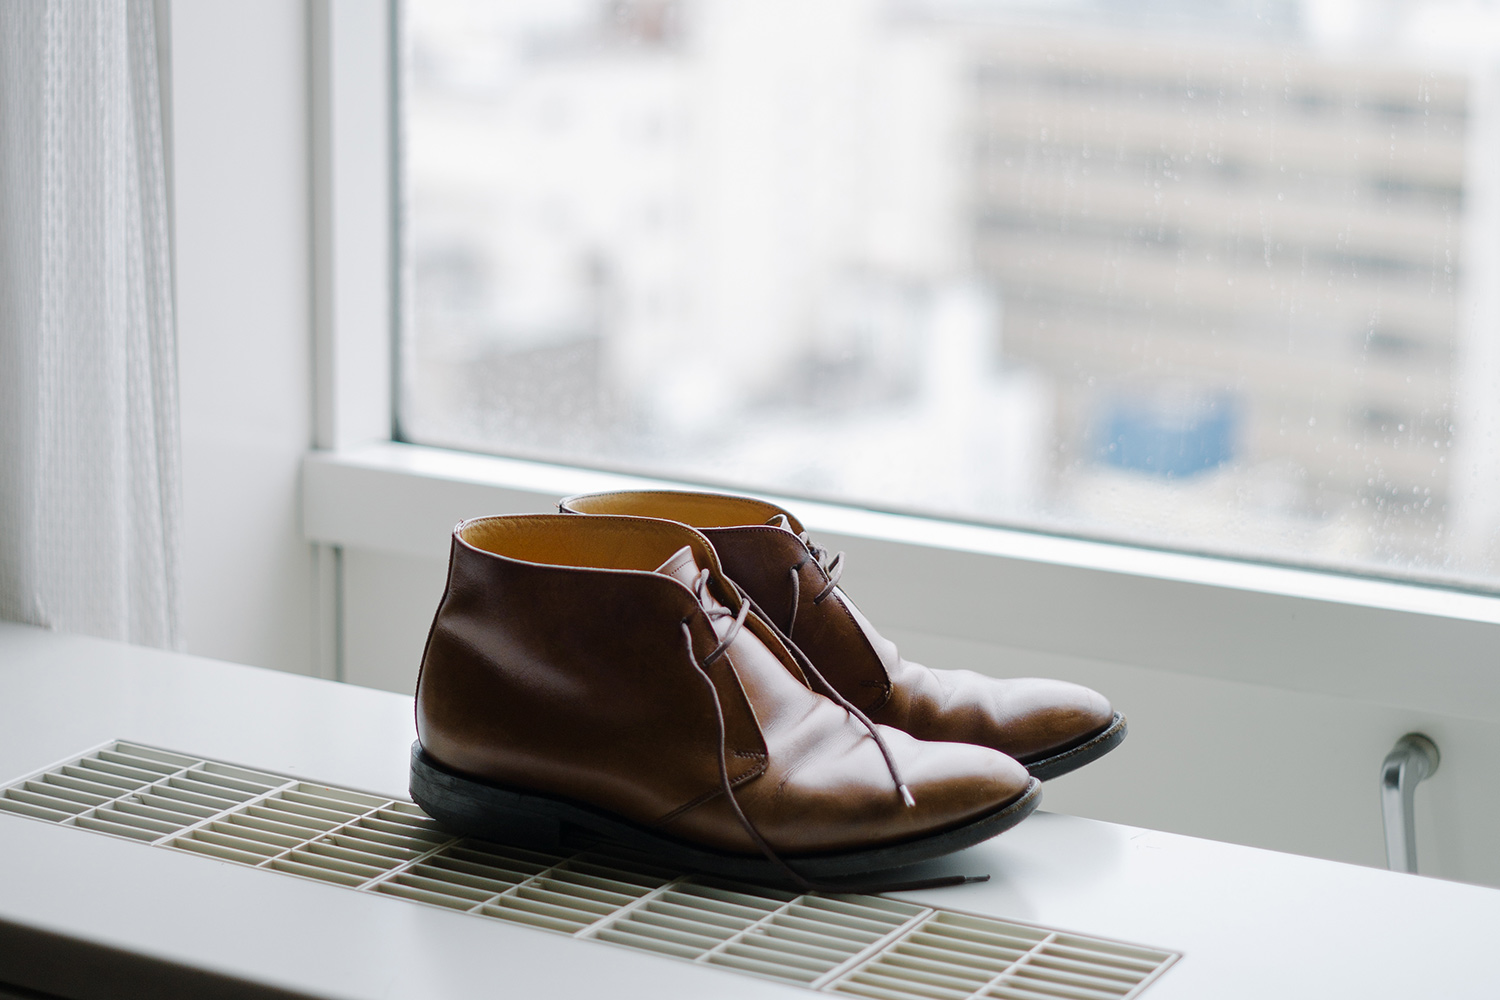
1 741 1178 998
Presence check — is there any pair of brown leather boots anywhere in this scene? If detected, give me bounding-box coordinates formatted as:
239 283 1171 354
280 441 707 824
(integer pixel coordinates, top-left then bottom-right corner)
411 490 1125 890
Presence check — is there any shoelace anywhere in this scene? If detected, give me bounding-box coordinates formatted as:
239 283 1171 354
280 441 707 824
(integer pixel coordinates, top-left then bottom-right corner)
770 515 843 638
679 568 985 894
764 519 912 789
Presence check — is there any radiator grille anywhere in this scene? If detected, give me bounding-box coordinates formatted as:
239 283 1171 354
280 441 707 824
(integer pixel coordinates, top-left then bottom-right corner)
1 741 1178 998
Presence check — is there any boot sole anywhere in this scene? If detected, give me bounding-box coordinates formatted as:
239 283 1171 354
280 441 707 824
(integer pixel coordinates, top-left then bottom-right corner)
409 742 1041 884
1021 712 1127 782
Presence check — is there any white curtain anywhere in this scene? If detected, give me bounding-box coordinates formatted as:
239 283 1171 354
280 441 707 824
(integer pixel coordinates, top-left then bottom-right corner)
0 0 181 648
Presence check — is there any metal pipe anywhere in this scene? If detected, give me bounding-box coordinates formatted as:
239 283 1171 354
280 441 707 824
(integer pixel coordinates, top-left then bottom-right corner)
1380 733 1439 874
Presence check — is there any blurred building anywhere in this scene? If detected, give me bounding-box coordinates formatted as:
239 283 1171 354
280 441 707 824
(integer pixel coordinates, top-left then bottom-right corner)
964 26 1475 561
402 0 1500 584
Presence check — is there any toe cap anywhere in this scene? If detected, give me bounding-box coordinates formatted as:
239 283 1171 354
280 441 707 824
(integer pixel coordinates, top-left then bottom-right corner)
1000 678 1115 761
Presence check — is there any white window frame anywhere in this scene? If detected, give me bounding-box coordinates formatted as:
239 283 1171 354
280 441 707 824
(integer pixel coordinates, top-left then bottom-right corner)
301 1 1500 719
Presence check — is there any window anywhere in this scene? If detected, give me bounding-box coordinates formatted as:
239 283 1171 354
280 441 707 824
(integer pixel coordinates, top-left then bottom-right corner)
398 0 1500 592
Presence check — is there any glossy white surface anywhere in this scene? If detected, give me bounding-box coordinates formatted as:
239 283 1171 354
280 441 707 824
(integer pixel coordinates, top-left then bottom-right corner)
2 621 1498 998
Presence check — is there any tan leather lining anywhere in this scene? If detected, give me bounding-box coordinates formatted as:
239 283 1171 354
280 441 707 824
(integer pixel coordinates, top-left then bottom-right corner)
459 514 720 574
565 490 805 533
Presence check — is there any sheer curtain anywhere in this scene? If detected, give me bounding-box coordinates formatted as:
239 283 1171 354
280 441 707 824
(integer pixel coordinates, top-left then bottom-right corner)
0 0 181 648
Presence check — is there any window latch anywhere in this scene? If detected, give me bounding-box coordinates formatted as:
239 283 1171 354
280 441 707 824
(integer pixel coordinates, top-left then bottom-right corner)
1380 733 1439 874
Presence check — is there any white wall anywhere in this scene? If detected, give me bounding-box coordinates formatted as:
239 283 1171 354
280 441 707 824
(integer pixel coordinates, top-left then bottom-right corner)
885 627 1500 889
171 1 321 676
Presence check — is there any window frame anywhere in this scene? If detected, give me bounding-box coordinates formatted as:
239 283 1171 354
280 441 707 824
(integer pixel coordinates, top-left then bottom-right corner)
302 0 1500 718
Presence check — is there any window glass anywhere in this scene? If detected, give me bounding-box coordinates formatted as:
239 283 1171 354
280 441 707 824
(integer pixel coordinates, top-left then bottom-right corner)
400 0 1500 590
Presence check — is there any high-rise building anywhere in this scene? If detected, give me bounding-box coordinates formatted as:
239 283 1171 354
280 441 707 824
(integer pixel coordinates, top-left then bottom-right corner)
964 24 1494 577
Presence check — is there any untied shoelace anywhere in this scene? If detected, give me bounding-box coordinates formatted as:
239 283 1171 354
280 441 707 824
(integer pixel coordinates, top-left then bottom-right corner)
678 566 986 894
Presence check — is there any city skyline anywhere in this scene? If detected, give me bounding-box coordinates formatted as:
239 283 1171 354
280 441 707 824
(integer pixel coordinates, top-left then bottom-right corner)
402 0 1500 589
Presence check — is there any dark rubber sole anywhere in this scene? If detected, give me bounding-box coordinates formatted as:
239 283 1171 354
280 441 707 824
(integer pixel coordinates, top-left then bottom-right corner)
1022 712 1128 782
409 743 1041 883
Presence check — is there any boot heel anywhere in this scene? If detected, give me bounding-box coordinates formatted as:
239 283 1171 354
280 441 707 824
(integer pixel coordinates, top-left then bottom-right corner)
409 742 566 851
476 810 566 851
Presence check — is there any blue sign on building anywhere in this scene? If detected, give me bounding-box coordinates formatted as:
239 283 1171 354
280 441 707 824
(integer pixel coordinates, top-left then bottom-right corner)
1094 391 1239 478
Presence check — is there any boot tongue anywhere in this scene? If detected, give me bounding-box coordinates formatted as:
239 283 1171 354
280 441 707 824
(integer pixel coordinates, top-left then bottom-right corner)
654 545 703 588
654 545 728 612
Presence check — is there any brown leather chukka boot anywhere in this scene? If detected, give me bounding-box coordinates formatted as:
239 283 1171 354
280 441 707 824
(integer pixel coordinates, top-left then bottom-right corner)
559 492 1126 781
411 513 1039 887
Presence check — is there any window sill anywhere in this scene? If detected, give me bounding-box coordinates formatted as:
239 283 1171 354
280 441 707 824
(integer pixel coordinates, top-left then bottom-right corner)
302 442 1500 723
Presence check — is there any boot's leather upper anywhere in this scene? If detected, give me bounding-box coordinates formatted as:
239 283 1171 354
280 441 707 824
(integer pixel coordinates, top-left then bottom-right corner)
560 492 1114 763
416 513 1030 857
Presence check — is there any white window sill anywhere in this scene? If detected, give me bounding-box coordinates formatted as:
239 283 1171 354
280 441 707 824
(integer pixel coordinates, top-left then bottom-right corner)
302 442 1500 724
